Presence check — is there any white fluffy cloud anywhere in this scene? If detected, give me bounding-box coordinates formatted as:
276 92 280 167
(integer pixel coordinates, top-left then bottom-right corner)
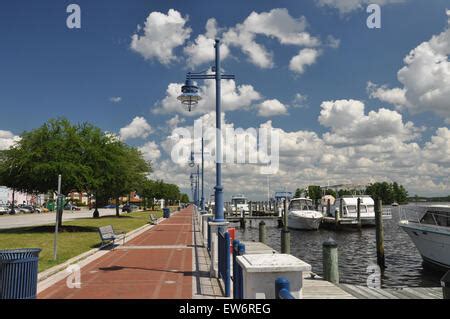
318 99 420 146
258 99 288 117
166 115 185 129
130 9 191 64
422 127 450 166
223 8 321 69
119 117 153 141
370 13 450 123
148 105 449 198
184 18 230 67
397 21 450 122
316 0 406 14
138 141 161 162
289 48 321 74
0 130 20 150
367 82 407 109
154 78 261 116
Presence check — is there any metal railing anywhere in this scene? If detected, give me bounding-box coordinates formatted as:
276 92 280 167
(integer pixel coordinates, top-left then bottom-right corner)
218 229 231 297
232 239 245 299
275 277 295 299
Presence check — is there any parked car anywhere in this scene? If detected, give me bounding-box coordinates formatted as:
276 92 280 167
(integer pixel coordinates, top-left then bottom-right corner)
64 203 81 211
0 205 8 215
18 204 34 214
122 203 139 213
103 204 117 209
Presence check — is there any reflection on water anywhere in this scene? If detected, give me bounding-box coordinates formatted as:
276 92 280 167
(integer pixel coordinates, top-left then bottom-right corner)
234 205 446 288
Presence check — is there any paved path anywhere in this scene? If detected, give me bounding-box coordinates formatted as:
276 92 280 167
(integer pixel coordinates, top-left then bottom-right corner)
0 209 119 229
38 206 193 299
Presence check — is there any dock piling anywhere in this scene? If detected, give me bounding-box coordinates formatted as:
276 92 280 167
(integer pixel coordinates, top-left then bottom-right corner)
281 198 290 254
323 238 339 284
375 199 385 269
357 197 362 230
335 199 341 228
259 220 266 244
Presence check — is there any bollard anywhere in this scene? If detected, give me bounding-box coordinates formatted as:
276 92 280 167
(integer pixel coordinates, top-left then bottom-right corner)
259 221 266 244
275 277 293 299
441 270 450 299
357 197 362 230
240 217 246 229
375 199 385 269
323 238 339 284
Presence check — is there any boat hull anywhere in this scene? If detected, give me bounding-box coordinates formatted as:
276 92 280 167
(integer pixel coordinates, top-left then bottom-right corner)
288 213 322 230
399 221 450 269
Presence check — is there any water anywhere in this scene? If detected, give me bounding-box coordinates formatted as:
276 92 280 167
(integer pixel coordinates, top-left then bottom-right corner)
234 204 448 288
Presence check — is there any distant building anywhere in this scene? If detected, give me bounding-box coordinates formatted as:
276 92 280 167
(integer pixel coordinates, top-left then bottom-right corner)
67 191 90 205
0 186 46 205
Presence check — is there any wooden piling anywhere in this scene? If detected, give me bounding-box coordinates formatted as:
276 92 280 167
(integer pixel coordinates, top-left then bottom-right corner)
357 197 362 230
327 199 331 217
281 198 290 254
259 220 266 244
335 199 340 228
375 199 385 269
248 201 252 216
323 238 339 284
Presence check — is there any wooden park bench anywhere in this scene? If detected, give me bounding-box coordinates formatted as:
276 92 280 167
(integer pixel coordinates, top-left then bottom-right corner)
98 225 126 248
149 213 158 225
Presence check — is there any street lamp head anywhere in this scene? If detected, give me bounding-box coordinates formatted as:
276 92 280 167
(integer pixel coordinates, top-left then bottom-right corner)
177 78 201 112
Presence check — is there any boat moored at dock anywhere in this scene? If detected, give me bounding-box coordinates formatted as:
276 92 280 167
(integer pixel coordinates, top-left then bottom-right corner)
399 205 450 269
321 195 391 227
288 198 323 230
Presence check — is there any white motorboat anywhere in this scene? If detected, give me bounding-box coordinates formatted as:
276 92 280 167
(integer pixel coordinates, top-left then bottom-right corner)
288 198 323 230
399 205 450 269
231 194 249 215
322 195 391 226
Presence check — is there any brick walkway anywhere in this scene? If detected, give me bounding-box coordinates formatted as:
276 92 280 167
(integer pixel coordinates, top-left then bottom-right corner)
38 206 193 299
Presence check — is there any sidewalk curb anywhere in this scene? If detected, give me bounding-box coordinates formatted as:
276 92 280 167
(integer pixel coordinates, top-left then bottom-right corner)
37 217 164 285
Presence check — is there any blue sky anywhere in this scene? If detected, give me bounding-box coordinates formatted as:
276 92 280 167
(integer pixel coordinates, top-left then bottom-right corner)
0 0 449 198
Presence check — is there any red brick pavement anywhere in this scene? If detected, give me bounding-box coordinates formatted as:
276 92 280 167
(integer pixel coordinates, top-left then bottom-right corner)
38 206 194 299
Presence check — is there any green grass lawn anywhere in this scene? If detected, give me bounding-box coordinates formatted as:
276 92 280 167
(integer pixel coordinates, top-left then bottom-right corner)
0 210 162 272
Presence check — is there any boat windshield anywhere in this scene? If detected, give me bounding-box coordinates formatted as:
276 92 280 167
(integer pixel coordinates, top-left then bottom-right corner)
420 210 450 227
289 199 314 211
232 199 246 205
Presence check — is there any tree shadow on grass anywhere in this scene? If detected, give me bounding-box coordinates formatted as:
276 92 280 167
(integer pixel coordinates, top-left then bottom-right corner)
0 225 100 235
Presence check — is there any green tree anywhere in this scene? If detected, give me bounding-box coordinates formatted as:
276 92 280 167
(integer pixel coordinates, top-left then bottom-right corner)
180 193 189 203
307 185 322 203
0 118 152 225
324 189 337 198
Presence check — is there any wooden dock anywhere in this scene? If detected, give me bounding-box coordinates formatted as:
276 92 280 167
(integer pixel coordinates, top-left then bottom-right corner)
338 283 442 299
301 273 442 299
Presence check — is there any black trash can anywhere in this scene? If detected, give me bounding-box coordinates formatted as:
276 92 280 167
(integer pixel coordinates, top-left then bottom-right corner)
0 248 41 299
163 208 170 218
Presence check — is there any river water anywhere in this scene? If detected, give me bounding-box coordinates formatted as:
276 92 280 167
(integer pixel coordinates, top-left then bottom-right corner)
234 204 448 288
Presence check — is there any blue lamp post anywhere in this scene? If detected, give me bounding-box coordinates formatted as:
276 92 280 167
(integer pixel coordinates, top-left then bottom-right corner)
189 139 206 213
177 39 234 223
